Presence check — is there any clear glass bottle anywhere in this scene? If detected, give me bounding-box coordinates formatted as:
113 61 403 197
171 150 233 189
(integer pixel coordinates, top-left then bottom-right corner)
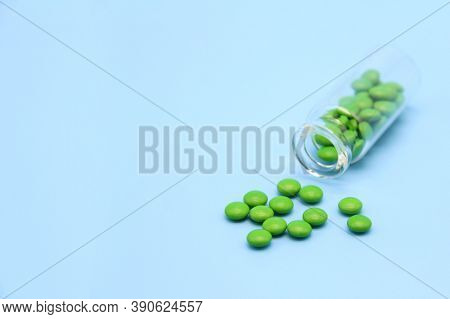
293 47 419 178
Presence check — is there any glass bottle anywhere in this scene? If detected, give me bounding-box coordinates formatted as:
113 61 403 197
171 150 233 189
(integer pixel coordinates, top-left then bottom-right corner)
292 47 419 178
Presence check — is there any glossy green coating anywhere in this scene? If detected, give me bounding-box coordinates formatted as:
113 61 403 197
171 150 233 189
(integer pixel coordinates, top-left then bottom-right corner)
358 122 373 140
262 217 287 236
338 96 356 108
249 206 274 223
287 220 312 238
343 103 360 114
314 134 333 146
374 101 396 115
362 69 380 85
225 202 250 221
303 208 328 227
277 178 301 197
247 229 272 248
352 78 373 92
347 118 358 130
325 122 343 137
347 215 372 233
384 81 403 92
359 108 381 122
337 107 354 117
352 138 365 158
355 91 370 99
338 197 363 215
269 196 294 215
299 185 323 204
322 109 339 119
243 190 268 207
369 85 397 101
337 115 349 126
317 146 338 163
342 130 357 145
354 96 373 109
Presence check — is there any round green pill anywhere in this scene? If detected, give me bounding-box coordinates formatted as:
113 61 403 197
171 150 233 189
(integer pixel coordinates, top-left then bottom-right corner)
347 215 372 233
355 91 370 99
358 122 373 140
243 190 268 207
303 208 328 227
299 185 323 204
352 138 365 158
384 81 403 92
374 101 396 115
362 69 380 85
342 130 357 145
277 178 301 197
225 202 249 221
347 118 358 130
338 197 363 215
344 103 360 114
337 115 349 126
336 107 354 118
317 146 338 163
262 217 287 235
369 85 397 101
338 96 356 108
359 108 381 122
352 78 373 92
314 134 333 146
269 196 294 214
322 109 339 119
287 220 312 238
354 96 373 109
325 122 343 137
247 229 272 248
249 206 274 223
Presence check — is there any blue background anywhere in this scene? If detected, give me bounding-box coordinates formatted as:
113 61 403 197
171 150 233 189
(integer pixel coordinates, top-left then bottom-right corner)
1 0 449 298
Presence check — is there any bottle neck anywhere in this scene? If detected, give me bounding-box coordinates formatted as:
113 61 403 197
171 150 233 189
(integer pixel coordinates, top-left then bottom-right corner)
292 124 351 178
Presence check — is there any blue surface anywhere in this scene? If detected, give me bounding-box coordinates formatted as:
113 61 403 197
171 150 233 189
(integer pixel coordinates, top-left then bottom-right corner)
1 0 449 298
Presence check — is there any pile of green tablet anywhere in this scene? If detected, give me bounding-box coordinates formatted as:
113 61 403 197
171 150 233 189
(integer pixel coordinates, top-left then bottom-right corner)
314 69 405 163
224 178 372 248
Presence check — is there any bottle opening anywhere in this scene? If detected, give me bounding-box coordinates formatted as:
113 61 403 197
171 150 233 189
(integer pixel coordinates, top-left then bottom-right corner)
292 124 351 178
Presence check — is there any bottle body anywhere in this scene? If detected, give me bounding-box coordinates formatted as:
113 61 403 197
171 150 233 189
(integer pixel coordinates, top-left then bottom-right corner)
293 47 419 178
